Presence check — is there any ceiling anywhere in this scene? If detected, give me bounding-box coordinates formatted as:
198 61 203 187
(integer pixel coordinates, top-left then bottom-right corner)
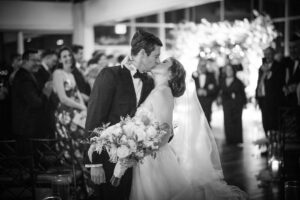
0 0 87 2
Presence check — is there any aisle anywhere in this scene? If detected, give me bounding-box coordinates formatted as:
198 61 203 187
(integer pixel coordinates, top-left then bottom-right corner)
210 103 280 200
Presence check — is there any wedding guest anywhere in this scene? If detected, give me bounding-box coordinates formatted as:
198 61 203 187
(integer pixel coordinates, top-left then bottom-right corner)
192 59 218 126
85 53 108 88
282 46 300 107
53 46 91 198
220 64 247 145
11 50 50 153
71 44 91 102
0 62 12 139
34 49 58 138
8 53 22 85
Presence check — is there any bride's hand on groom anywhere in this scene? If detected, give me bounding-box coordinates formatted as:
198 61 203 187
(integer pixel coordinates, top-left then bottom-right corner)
91 166 106 185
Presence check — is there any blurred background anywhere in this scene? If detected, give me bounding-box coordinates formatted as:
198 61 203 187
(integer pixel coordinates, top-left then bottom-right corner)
0 0 300 200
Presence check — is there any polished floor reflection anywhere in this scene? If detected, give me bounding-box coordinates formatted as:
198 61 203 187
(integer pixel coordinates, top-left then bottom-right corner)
211 103 281 200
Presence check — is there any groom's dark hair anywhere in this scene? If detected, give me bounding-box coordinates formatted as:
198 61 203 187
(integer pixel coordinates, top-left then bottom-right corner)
131 29 162 56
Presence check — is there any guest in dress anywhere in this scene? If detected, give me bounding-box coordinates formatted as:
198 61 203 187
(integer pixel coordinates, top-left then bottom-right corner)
220 64 247 145
53 46 91 198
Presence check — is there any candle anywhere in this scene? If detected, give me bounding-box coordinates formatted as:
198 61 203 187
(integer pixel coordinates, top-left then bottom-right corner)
271 159 280 173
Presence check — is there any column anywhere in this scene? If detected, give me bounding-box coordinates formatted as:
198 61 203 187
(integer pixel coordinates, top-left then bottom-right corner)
158 11 166 56
284 0 290 56
17 31 24 55
72 3 94 60
220 0 225 21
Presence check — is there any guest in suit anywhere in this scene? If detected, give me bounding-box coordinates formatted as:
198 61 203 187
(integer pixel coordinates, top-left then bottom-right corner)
34 50 58 138
192 59 218 125
264 47 285 132
11 49 51 153
8 53 22 85
85 30 162 200
71 45 91 103
220 64 247 145
282 46 300 107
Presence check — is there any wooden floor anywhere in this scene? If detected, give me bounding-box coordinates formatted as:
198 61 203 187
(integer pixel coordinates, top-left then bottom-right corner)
211 104 281 200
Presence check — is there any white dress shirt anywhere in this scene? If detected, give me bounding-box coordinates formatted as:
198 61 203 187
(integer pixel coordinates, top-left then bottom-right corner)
121 56 143 105
199 73 206 88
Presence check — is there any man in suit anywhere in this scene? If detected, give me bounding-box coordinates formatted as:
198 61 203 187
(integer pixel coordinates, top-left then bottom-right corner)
11 49 52 153
256 47 285 135
85 30 162 200
192 59 218 126
282 46 300 107
34 50 58 138
71 44 91 102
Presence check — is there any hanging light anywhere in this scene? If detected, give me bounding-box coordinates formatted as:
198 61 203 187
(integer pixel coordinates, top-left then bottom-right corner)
115 24 127 35
56 39 64 46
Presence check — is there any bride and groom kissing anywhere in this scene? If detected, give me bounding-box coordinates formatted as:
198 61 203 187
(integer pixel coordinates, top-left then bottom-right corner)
85 30 247 200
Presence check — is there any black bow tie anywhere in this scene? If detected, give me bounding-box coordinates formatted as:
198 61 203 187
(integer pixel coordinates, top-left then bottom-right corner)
133 70 147 81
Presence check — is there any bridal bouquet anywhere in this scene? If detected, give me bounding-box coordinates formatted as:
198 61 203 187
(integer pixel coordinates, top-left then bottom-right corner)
88 108 169 186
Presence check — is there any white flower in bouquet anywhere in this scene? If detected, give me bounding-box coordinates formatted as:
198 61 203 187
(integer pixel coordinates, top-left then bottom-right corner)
136 129 147 142
108 145 118 163
120 134 128 144
128 139 137 152
117 145 131 159
123 121 136 137
145 126 157 139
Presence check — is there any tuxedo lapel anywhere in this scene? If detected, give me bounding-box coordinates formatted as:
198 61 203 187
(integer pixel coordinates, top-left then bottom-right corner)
138 76 154 106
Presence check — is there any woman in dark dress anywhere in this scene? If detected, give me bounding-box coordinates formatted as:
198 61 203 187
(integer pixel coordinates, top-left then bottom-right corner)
53 46 91 198
220 65 247 145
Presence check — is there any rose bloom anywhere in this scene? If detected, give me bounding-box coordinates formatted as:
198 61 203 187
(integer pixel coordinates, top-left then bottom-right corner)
145 126 157 138
136 130 146 142
123 121 136 137
117 145 131 159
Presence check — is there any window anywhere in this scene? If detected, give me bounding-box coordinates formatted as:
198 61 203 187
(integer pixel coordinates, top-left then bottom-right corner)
263 0 284 18
136 14 158 23
195 2 221 22
225 0 252 21
165 9 185 23
94 25 130 45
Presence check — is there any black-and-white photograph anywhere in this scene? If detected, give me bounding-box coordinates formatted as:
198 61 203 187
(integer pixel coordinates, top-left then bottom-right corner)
0 0 300 200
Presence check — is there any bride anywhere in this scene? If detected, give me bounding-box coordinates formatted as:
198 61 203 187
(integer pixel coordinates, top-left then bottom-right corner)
130 57 247 200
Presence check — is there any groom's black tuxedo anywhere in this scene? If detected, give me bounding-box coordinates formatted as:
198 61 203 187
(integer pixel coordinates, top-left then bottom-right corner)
85 65 154 200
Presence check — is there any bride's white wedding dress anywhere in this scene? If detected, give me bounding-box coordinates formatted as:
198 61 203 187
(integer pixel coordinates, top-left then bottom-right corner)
130 84 247 200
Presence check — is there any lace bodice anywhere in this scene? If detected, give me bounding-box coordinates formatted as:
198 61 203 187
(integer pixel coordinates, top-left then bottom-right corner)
138 85 174 127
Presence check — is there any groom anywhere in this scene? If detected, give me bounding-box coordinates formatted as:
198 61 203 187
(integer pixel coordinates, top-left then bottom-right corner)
85 30 162 200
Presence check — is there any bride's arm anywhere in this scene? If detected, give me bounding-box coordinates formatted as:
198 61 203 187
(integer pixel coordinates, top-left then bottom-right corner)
151 88 174 147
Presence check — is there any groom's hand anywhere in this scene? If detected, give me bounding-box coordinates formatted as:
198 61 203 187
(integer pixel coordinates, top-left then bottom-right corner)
91 166 106 185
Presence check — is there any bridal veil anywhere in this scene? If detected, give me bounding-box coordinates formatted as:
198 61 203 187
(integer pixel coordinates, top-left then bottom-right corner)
171 76 247 200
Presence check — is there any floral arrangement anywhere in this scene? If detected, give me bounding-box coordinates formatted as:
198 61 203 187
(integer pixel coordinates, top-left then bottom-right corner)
168 11 278 63
88 107 168 186
167 11 278 97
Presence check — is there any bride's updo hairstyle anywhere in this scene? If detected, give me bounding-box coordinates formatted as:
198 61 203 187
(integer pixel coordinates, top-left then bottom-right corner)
168 58 186 97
